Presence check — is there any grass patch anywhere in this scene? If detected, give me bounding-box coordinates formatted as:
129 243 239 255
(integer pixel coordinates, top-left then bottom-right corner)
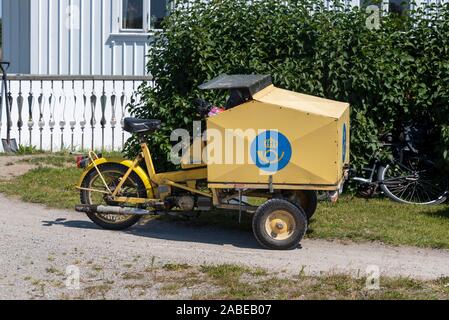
92 265 104 272
163 263 192 272
1 156 449 249
250 268 269 277
200 264 249 283
19 155 75 168
160 283 182 295
199 264 256 299
196 264 449 300
122 272 146 281
31 261 448 300
45 267 64 276
82 284 112 300
15 145 45 156
0 166 81 209
308 197 449 249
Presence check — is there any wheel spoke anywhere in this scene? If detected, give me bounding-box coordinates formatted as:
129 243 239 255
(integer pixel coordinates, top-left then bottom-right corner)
86 169 141 223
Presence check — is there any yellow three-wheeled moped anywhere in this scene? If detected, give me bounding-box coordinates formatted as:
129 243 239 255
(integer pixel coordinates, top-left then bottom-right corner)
76 75 350 250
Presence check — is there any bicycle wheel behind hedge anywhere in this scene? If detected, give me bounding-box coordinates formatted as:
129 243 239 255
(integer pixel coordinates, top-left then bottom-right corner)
378 158 448 205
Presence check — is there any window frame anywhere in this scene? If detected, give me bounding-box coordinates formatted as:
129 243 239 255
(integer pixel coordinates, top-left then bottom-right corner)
119 0 170 34
149 0 172 31
120 0 149 33
360 0 411 16
388 0 411 16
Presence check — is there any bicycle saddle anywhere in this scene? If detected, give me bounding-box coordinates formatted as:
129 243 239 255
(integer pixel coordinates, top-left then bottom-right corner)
123 118 162 134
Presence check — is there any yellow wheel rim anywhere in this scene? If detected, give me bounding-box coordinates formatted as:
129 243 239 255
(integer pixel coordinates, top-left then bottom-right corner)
264 210 296 241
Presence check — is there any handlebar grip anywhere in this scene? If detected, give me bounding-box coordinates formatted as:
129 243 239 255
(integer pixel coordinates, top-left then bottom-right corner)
194 99 212 117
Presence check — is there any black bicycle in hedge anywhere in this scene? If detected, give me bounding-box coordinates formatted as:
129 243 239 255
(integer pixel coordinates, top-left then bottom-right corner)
353 125 448 205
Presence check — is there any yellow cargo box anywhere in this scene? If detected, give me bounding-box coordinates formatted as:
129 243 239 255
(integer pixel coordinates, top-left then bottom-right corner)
205 78 350 191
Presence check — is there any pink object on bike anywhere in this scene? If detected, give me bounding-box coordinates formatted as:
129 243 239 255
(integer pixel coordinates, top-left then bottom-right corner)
208 107 226 117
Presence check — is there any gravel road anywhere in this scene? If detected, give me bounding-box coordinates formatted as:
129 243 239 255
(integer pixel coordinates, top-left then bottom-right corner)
0 194 448 299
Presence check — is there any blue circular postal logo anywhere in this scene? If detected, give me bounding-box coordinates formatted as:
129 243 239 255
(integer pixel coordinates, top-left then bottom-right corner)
342 124 347 163
251 131 292 173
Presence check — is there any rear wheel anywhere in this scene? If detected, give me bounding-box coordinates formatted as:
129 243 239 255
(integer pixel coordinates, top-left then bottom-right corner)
378 158 448 205
282 191 318 220
252 199 308 250
80 163 147 230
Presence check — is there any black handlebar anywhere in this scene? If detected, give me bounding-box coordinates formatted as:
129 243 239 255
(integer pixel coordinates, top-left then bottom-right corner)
194 99 212 118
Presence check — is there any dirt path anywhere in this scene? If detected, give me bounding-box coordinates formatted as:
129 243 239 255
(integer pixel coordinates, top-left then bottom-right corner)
0 193 448 299
0 156 37 180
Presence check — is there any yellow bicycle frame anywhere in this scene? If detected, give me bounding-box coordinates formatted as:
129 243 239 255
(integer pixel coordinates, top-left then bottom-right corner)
77 143 209 206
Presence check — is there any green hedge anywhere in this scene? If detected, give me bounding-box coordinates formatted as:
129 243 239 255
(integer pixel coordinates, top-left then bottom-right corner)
127 0 449 172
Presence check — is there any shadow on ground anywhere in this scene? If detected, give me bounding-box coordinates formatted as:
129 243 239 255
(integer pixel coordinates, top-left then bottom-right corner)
422 206 449 219
42 214 263 249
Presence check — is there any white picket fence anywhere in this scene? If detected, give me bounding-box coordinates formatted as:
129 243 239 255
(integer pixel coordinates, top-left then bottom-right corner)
0 75 153 152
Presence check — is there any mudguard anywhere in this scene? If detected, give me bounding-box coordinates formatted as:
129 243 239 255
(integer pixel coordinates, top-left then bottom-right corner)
77 158 155 199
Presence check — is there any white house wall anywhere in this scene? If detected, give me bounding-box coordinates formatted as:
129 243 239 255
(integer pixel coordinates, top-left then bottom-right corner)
3 0 151 76
2 0 31 74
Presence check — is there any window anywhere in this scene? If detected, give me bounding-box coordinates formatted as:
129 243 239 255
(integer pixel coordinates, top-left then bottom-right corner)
361 0 382 7
121 0 170 32
122 0 144 30
361 0 410 16
150 0 170 30
389 0 410 16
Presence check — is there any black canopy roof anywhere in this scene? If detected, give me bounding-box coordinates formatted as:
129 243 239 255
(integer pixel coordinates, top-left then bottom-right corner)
199 74 272 96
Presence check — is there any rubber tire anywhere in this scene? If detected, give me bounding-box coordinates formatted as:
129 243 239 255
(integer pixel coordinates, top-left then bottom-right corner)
80 163 146 230
297 191 318 220
378 165 447 205
282 190 318 220
252 199 308 250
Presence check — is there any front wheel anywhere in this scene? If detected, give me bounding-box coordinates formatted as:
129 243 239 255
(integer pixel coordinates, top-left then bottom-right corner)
252 199 308 250
80 163 147 230
378 158 448 205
